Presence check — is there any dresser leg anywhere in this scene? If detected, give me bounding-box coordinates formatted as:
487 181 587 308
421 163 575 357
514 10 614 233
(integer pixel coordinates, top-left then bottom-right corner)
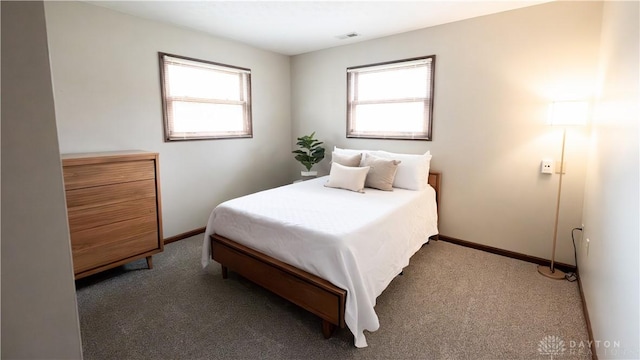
221 265 228 279
146 256 153 269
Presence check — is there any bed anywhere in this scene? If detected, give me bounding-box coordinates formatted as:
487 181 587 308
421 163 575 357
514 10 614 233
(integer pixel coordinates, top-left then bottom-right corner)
201 163 439 348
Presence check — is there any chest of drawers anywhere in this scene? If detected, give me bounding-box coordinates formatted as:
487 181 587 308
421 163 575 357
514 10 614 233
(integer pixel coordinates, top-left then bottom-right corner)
62 151 163 279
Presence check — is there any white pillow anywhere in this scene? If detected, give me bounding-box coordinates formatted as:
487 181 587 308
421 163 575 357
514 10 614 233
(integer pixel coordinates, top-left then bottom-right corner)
333 146 367 156
324 162 370 193
370 150 432 190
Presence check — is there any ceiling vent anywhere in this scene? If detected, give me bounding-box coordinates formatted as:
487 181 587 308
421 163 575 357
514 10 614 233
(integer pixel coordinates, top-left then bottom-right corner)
337 32 360 40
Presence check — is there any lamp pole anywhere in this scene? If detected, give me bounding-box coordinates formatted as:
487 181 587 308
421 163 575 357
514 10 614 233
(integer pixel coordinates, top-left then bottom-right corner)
538 127 567 279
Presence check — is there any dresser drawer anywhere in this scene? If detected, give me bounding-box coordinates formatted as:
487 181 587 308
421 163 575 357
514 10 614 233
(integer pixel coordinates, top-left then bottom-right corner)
66 179 156 209
70 215 160 273
63 160 155 190
68 197 158 233
72 231 159 274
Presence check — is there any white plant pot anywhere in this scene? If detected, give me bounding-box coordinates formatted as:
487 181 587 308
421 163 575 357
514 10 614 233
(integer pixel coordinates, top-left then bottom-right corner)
301 171 317 177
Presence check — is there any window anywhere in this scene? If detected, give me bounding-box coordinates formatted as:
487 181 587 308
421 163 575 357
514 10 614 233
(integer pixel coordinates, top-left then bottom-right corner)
159 53 252 141
347 56 435 140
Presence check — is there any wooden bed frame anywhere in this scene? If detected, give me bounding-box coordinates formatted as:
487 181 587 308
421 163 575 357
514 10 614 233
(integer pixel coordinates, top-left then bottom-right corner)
210 172 440 339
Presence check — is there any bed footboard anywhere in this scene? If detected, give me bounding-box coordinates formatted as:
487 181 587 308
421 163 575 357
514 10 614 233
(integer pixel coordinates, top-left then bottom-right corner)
211 234 346 338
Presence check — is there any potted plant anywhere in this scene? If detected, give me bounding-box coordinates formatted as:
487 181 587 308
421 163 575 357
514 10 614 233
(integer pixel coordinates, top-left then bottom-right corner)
292 131 325 177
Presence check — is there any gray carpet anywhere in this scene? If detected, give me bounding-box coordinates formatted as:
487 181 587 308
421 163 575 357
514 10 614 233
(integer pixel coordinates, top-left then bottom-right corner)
75 236 591 359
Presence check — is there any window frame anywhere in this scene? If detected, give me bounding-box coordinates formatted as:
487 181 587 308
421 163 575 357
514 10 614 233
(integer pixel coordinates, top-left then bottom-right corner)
346 55 435 141
159 52 252 142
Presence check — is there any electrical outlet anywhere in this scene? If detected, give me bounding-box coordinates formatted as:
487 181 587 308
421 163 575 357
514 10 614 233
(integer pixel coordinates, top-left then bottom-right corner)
541 159 553 174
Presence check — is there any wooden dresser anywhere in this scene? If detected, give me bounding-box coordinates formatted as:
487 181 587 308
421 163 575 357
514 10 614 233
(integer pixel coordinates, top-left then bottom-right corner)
61 151 163 279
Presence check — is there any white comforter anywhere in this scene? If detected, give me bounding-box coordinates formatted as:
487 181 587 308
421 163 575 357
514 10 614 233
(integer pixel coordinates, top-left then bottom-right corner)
201 176 438 347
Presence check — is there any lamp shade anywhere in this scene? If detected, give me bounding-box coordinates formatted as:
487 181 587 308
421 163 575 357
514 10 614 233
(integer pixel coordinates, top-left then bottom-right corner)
548 101 589 126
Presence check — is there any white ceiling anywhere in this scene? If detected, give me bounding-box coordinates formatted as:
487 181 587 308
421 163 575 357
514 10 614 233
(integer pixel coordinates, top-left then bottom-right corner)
90 1 551 56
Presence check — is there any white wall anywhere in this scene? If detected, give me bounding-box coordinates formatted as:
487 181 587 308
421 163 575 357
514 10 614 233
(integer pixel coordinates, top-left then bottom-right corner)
580 1 639 359
44 2 292 238
1 1 83 358
291 1 602 265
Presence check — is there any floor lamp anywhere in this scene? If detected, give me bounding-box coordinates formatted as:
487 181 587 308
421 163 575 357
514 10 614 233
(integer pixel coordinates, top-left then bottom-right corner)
538 100 588 280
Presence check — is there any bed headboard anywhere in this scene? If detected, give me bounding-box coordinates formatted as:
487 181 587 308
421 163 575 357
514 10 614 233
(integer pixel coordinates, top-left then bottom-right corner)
428 172 440 205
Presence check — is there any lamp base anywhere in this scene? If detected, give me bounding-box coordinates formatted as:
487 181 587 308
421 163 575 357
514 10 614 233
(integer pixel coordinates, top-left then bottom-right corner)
537 265 566 280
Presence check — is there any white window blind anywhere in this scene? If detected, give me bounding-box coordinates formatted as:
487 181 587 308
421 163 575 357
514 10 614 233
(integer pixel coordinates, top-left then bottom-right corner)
347 56 435 140
159 53 252 141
